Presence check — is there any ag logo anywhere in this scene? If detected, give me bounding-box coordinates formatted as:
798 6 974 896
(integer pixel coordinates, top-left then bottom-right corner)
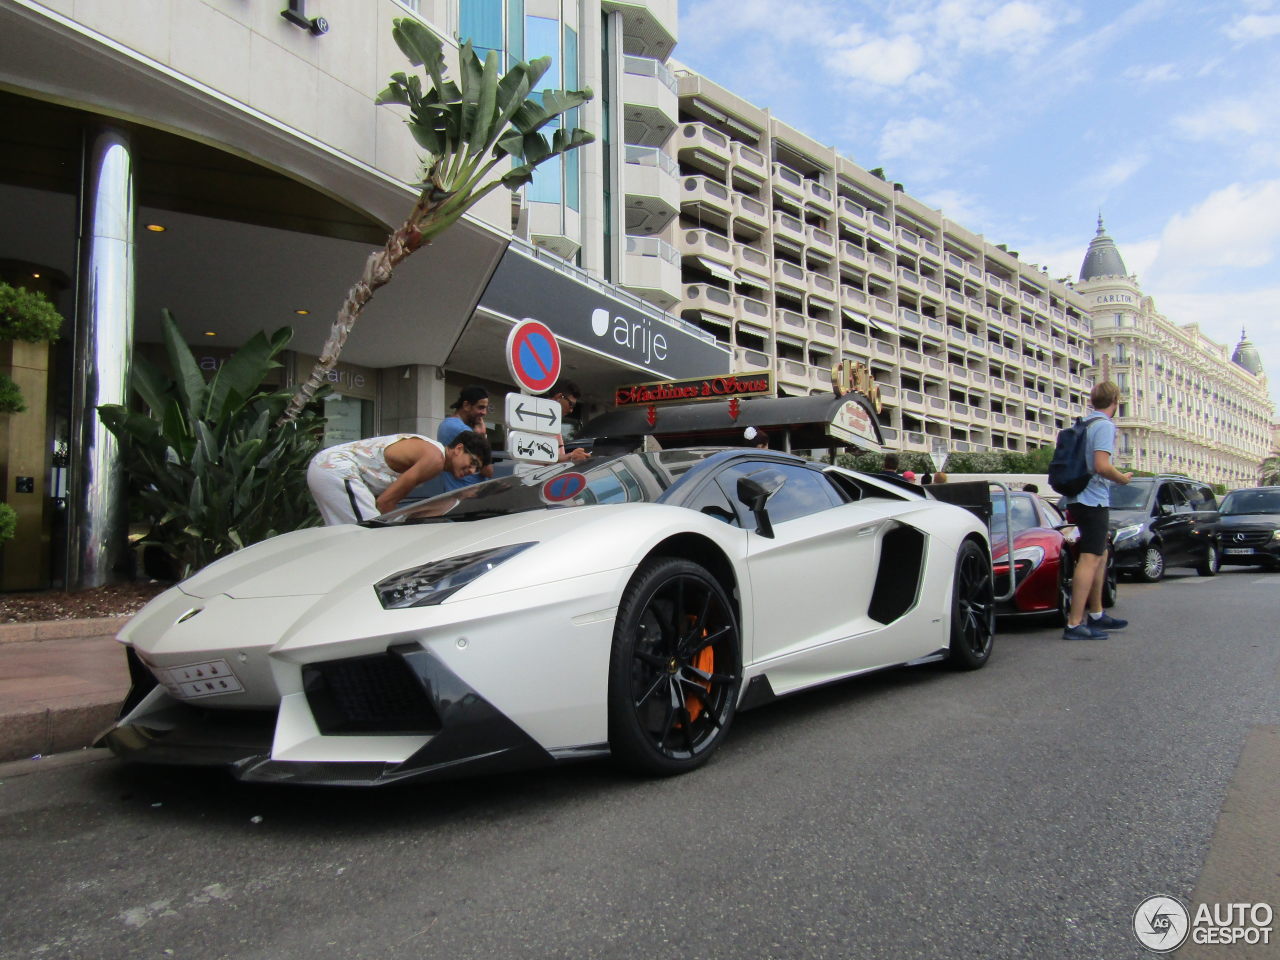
1133 895 1190 952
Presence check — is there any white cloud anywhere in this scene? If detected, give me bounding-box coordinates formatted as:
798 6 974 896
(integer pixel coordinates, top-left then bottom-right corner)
1122 62 1178 83
1149 180 1280 279
1175 100 1268 140
827 33 925 87
1224 13 1280 43
1082 155 1149 194
920 188 990 231
878 116 949 160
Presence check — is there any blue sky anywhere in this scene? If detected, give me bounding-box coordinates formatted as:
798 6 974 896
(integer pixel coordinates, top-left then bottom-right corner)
674 0 1280 416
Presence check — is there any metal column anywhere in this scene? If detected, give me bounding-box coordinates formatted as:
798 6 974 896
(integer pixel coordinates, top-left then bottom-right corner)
68 126 135 589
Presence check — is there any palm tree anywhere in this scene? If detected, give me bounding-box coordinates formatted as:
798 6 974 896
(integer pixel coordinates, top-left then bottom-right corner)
1261 453 1280 486
279 18 593 423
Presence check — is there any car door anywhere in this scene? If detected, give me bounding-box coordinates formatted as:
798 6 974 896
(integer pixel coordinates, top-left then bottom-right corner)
712 461 901 673
1152 480 1193 563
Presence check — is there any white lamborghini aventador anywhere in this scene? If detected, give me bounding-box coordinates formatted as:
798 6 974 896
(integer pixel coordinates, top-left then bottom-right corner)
102 448 995 785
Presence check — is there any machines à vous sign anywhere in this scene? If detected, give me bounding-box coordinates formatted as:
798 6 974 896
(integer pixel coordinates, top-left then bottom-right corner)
614 372 773 407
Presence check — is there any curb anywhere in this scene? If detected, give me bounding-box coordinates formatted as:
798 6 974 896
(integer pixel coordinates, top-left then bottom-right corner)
0 615 131 645
2 695 122 763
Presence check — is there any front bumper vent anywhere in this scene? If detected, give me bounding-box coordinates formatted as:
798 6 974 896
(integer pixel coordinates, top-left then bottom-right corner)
303 649 442 736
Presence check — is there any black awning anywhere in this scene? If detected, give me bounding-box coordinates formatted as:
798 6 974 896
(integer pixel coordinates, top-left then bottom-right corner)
579 391 883 453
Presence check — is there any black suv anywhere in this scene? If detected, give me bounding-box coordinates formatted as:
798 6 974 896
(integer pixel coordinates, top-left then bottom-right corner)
1215 486 1280 570
1107 475 1221 581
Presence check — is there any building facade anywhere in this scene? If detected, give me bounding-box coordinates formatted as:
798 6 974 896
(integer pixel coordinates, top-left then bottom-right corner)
1076 220 1273 488
654 67 1098 459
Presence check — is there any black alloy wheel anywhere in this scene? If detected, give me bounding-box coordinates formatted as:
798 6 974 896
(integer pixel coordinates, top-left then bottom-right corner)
1102 550 1118 608
950 540 995 669
1053 552 1073 627
1196 541 1222 577
608 557 742 776
1138 543 1166 583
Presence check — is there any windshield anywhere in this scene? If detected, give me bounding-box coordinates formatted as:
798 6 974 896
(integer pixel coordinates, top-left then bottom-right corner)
1108 478 1153 511
988 494 1041 536
1219 489 1280 516
372 449 720 525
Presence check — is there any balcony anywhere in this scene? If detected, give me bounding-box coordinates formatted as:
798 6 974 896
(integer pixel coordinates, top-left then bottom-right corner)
772 210 806 247
772 163 805 203
810 319 838 346
900 348 924 372
734 345 771 370
776 357 809 390
838 196 866 227
730 141 768 190
839 241 866 267
681 175 731 224
733 244 770 287
868 253 894 281
622 56 678 147
901 389 925 411
840 285 868 310
736 293 772 332
950 365 969 383
773 259 806 295
682 227 734 271
806 225 836 254
677 123 730 176
623 146 680 234
805 179 834 217
731 193 769 234
682 282 734 322
870 297 895 323
843 329 869 351
898 308 923 332
920 239 941 262
874 339 897 360
897 267 920 290
622 235 682 309
807 271 837 304
868 212 893 241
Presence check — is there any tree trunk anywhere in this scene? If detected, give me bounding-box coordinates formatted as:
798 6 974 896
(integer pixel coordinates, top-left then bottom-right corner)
276 223 423 426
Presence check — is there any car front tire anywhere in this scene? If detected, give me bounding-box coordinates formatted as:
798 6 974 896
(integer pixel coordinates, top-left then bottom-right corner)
950 540 994 670
1053 552 1073 627
1196 541 1221 577
1138 543 1165 583
607 557 742 776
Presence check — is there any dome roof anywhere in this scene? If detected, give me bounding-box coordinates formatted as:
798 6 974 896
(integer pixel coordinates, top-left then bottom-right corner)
1079 216 1129 281
1232 328 1265 376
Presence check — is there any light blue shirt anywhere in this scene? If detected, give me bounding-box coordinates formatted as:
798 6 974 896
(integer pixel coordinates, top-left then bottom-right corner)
437 416 481 490
1065 412 1116 508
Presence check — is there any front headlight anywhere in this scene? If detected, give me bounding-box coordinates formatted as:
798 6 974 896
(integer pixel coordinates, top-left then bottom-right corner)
1113 524 1142 543
374 543 535 609
1271 529 1280 542
1011 545 1045 569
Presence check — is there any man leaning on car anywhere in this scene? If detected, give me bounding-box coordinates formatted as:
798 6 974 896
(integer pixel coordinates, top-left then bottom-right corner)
1061 381 1132 641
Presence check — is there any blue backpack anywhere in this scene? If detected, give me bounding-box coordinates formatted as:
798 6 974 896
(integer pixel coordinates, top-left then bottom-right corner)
1047 416 1095 496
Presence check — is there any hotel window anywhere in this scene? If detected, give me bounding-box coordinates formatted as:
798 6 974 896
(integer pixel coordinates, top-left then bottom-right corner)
524 16 581 210
459 0 524 67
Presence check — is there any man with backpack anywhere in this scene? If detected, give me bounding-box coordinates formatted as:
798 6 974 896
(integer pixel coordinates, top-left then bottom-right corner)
1059 381 1132 640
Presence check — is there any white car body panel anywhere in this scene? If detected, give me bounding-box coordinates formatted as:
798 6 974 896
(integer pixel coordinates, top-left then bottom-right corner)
104 449 992 785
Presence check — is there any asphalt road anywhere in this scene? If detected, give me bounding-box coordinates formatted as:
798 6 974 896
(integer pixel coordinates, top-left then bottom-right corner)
1 568 1276 960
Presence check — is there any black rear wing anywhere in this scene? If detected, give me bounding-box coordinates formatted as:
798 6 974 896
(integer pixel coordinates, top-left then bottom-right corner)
926 480 993 525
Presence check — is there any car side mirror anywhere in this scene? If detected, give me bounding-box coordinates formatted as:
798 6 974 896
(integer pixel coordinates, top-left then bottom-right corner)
737 474 782 539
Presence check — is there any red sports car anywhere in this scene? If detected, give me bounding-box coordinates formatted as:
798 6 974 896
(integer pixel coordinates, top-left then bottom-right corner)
989 490 1115 623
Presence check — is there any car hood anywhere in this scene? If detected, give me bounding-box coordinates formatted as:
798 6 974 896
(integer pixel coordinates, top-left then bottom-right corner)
1216 514 1280 532
1108 508 1149 529
177 511 580 599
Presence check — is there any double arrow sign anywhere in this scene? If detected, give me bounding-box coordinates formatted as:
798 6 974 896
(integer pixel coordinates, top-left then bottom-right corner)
505 393 562 465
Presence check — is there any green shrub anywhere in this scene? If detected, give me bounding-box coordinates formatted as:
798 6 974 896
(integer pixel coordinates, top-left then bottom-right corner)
0 282 63 342
0 502 16 543
99 310 327 578
0 373 25 414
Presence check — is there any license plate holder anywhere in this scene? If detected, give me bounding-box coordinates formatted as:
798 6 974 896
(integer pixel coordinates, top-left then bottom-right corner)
1224 548 1255 556
153 658 244 699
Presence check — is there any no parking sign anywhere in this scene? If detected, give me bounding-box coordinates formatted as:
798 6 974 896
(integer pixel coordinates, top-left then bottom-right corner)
540 472 588 504
506 319 561 396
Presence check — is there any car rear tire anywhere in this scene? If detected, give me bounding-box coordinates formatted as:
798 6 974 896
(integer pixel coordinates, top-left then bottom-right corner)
1052 552 1073 627
1196 542 1221 577
607 557 742 776
949 540 994 670
1137 543 1165 583
1102 552 1118 609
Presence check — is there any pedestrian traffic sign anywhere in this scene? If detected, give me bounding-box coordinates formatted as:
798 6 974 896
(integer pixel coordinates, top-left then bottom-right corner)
507 430 559 464
504 392 561 436
540 472 588 504
506 319 561 395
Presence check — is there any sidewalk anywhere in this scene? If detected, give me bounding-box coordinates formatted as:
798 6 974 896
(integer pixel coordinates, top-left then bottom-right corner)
0 618 132 763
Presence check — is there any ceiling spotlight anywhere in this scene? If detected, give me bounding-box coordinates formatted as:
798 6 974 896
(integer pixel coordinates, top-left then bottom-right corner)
294 308 310 315
203 331 216 337
145 223 166 233
32 272 41 279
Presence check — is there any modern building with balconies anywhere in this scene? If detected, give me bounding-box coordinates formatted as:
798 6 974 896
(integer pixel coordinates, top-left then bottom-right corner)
1076 219 1273 488
663 64 1097 459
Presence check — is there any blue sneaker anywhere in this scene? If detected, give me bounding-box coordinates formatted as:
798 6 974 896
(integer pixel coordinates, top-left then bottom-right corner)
1090 613 1127 630
1064 622 1107 641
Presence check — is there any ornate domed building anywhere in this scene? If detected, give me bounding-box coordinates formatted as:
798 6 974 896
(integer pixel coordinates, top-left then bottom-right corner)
1074 219 1273 487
